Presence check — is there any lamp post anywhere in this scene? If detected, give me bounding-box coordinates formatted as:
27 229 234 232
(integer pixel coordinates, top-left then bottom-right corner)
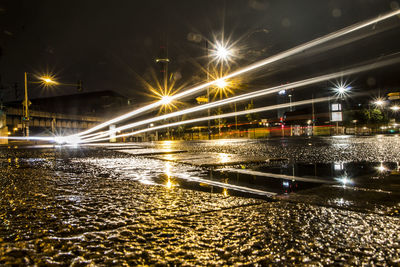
23 72 57 137
373 98 389 131
160 95 172 140
216 78 227 134
210 42 233 137
330 83 351 135
23 72 29 137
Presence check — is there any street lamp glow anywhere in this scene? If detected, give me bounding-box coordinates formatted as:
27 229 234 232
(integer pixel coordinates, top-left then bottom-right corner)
335 176 352 186
160 95 172 105
215 43 230 60
40 76 57 85
374 99 385 107
337 86 346 94
333 83 351 98
166 179 173 189
211 41 234 63
215 78 228 88
391 105 400 111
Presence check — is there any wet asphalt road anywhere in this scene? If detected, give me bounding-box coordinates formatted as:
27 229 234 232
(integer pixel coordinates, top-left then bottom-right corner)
1 136 400 265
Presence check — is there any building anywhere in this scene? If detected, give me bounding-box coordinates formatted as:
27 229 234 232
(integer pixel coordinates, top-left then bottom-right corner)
4 90 132 117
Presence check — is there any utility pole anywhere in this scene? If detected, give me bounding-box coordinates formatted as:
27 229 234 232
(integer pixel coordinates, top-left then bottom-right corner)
23 72 29 137
312 93 315 135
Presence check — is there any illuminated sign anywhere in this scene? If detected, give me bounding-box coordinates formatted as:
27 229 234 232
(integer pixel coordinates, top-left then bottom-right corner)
331 103 342 111
331 112 343 122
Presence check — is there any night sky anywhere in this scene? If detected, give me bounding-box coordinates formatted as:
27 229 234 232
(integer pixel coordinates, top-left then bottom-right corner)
1 0 400 105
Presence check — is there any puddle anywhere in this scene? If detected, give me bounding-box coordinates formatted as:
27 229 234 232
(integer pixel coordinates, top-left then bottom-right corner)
151 152 271 166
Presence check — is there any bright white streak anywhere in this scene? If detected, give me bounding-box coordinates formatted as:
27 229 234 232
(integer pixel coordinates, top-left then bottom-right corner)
171 173 276 196
75 9 400 138
0 136 55 141
81 55 400 142
81 97 331 143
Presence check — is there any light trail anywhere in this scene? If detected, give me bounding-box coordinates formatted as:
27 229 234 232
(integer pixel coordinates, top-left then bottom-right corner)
80 54 400 142
81 96 332 143
6 52 399 145
74 9 400 138
0 136 54 141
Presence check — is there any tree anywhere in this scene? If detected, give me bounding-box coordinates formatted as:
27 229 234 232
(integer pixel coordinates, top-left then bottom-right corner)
245 100 259 123
344 108 388 126
368 108 387 124
214 108 227 128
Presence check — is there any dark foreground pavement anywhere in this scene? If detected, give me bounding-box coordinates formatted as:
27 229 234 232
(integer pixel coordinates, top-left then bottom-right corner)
1 137 400 265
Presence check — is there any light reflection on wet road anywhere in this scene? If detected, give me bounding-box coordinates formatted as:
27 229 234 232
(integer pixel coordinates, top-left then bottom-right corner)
1 136 400 265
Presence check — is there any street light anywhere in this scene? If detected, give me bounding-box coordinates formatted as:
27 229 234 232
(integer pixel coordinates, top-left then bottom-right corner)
160 95 172 105
333 83 351 99
374 99 385 107
215 78 228 89
371 98 389 132
210 41 234 138
330 82 351 135
159 94 174 140
40 76 57 85
288 93 293 111
211 41 233 63
23 72 57 137
390 105 399 111
214 78 230 135
215 44 230 60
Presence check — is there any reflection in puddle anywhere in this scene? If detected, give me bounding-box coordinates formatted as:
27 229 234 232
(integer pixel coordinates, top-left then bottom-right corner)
334 162 344 171
254 161 398 183
376 163 387 172
222 188 229 197
163 154 175 161
76 156 399 202
164 162 177 189
334 175 353 186
165 178 173 189
165 162 172 177
160 140 174 152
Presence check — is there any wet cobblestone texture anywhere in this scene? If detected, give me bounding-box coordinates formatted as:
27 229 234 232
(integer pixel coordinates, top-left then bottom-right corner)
1 136 400 265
